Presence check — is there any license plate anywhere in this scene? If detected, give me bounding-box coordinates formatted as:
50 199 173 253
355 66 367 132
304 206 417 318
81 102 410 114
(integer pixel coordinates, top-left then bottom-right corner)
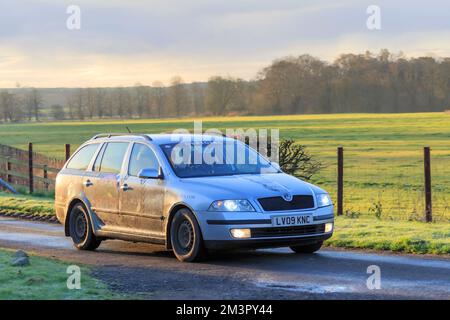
271 214 313 227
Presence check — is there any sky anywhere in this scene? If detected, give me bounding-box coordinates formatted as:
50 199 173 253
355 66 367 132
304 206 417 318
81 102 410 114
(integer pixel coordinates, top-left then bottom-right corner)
0 0 449 88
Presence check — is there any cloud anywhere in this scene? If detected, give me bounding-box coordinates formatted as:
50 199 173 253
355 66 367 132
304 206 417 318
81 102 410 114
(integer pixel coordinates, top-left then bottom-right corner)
0 0 449 87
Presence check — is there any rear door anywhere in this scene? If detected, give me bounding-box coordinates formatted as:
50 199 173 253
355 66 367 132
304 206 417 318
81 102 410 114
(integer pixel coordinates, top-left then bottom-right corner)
57 143 100 219
83 142 130 229
119 142 165 237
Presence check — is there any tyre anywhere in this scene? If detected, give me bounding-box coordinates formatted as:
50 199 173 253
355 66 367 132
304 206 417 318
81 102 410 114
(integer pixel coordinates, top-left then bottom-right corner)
290 241 323 254
170 208 206 262
68 203 102 250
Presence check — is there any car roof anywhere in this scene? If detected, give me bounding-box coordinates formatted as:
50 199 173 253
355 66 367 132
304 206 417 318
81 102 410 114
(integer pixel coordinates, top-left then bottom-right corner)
89 133 237 145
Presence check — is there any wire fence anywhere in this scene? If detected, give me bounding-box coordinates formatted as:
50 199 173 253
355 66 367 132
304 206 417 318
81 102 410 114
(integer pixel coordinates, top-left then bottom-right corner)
312 147 449 222
432 153 450 221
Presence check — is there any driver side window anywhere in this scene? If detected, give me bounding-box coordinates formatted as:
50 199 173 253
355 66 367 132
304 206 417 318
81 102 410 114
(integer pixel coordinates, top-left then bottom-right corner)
128 143 159 177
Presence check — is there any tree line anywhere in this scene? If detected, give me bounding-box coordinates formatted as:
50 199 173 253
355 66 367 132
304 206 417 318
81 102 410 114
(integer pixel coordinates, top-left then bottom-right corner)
1 49 449 122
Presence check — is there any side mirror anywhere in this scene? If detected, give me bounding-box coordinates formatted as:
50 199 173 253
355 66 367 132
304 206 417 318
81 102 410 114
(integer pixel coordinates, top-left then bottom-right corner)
271 162 281 171
138 167 164 179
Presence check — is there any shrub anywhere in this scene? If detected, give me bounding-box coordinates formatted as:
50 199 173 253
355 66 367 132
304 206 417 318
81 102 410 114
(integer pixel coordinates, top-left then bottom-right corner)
277 139 323 180
242 138 322 180
369 200 383 219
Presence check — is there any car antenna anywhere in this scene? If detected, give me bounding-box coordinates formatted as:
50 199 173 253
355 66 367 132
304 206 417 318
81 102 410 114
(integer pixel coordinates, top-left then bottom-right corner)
126 126 132 133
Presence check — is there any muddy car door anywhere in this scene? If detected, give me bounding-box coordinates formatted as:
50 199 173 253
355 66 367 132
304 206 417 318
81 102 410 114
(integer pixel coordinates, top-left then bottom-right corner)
119 142 165 238
59 143 101 216
83 141 129 229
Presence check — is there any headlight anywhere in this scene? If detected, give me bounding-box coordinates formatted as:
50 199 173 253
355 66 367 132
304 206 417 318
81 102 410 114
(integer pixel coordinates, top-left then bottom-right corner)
316 193 332 207
208 200 255 212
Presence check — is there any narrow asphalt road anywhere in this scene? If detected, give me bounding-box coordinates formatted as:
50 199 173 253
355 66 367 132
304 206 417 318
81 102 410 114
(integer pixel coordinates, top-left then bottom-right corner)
0 216 448 299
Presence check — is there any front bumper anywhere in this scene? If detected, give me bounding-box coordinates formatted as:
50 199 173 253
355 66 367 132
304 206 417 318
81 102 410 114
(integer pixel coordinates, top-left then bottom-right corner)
195 206 334 250
204 233 332 250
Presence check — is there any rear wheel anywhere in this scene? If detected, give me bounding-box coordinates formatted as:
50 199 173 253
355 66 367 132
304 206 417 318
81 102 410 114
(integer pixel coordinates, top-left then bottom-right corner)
290 241 323 254
69 203 102 250
170 208 206 262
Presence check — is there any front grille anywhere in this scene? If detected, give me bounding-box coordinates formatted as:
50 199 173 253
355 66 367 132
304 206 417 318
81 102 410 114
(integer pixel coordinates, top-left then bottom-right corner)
251 224 325 238
258 195 314 211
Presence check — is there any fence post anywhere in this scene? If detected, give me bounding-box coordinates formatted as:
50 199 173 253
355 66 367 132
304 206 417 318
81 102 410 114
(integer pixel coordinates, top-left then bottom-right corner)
6 157 12 184
65 144 71 162
28 142 33 194
337 146 344 216
424 147 432 222
43 165 48 191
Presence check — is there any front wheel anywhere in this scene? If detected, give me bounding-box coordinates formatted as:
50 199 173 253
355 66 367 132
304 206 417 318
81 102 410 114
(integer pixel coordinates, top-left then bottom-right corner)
290 241 323 254
170 208 206 262
68 203 102 251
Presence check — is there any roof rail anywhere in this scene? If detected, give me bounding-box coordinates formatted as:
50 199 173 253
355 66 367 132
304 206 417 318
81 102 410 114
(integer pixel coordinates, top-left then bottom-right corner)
160 130 228 138
90 133 152 141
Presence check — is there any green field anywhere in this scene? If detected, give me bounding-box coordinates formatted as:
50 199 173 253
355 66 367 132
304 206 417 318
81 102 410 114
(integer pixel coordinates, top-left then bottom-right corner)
0 112 449 221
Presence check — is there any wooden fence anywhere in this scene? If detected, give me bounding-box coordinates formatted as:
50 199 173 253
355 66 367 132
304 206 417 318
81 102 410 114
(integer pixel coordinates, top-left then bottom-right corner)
0 143 69 193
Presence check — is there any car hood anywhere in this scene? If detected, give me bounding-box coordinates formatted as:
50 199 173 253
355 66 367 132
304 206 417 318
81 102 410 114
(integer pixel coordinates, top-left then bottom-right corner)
179 173 321 200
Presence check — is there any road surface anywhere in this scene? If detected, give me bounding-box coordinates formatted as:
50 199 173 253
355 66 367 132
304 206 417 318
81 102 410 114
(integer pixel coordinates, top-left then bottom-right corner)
0 216 448 299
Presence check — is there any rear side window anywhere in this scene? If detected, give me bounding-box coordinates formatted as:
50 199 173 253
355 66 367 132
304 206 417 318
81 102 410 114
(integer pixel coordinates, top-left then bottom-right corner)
128 144 159 177
66 144 99 171
96 142 129 174
92 143 107 172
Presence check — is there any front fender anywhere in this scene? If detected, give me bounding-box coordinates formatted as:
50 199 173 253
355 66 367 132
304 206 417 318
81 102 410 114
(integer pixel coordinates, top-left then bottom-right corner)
164 201 202 250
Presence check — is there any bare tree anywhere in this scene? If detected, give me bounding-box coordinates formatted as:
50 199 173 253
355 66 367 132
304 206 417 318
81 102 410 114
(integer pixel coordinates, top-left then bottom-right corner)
0 91 17 122
114 87 132 118
191 83 206 115
167 76 188 117
123 89 133 118
103 90 114 117
69 88 85 120
134 83 149 118
258 55 327 114
85 88 96 118
95 88 106 118
25 89 43 121
151 81 166 118
66 94 75 120
206 76 243 115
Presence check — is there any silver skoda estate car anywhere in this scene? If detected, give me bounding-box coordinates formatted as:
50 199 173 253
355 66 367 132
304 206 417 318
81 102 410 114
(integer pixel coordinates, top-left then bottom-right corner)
55 133 334 262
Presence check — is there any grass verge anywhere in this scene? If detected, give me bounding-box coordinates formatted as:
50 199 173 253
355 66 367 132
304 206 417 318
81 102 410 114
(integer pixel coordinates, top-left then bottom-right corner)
0 192 54 220
0 248 123 299
326 216 450 255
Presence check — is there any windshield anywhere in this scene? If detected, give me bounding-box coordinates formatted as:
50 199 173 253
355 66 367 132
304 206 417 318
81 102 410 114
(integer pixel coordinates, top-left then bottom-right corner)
160 140 279 178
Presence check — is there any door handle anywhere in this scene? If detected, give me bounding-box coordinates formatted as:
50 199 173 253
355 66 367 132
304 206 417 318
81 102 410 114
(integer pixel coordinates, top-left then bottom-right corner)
120 184 132 191
84 180 93 187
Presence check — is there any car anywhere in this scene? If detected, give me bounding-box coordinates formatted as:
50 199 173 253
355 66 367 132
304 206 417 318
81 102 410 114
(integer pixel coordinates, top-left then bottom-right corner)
55 133 334 262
